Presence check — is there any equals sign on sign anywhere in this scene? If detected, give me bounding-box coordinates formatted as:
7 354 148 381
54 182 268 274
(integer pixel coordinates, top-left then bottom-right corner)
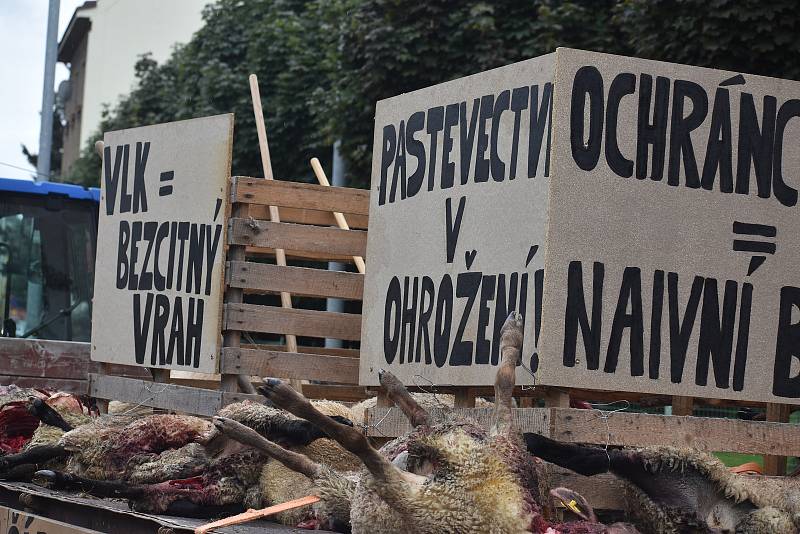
732 221 777 276
159 171 174 196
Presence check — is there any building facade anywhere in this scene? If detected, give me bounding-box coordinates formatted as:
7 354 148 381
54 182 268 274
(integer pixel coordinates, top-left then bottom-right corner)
58 0 208 176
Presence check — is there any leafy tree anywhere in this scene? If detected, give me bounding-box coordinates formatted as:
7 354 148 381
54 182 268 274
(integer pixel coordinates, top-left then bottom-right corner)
615 0 800 80
65 0 800 188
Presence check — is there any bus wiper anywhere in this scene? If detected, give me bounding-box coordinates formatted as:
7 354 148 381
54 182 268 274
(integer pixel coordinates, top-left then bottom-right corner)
22 299 84 339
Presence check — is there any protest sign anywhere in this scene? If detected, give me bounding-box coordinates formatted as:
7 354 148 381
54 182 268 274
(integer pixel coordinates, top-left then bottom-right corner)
91 114 233 373
361 48 800 404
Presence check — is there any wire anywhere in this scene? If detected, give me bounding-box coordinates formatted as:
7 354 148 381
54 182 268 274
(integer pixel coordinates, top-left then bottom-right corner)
0 161 51 180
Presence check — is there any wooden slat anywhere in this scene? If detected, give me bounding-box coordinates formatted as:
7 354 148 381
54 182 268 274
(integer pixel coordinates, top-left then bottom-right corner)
0 339 152 380
221 347 359 383
550 407 800 456
291 384 370 401
233 177 370 215
245 245 358 263
365 407 551 437
0 377 88 395
248 204 368 229
365 406 800 456
222 385 370 404
0 338 90 379
230 219 367 258
242 344 360 358
88 374 222 416
227 261 363 300
225 304 361 341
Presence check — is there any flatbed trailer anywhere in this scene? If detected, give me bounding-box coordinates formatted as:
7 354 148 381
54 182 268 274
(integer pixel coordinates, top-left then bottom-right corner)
0 481 335 534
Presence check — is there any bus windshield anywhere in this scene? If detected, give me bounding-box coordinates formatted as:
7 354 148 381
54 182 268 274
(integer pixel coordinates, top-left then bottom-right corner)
0 192 97 341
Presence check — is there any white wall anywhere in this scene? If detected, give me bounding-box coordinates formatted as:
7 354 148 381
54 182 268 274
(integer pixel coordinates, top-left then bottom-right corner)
79 0 208 148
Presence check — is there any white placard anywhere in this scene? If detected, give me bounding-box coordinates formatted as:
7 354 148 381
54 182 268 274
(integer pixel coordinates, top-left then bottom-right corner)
91 114 233 373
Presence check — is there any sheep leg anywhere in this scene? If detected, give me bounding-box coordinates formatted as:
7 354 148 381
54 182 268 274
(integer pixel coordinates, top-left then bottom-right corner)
33 469 144 498
378 369 431 427
523 433 611 476
0 464 37 482
494 312 524 434
257 379 410 489
0 444 66 472
27 398 73 431
213 416 321 480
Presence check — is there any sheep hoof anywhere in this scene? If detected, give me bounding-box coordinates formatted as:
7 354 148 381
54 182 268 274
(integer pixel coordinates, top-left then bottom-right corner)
257 377 306 412
377 369 402 389
32 469 62 488
329 415 354 428
34 469 56 480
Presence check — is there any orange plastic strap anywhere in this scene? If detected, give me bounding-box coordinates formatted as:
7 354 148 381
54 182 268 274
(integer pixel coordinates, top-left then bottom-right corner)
194 494 320 534
729 462 763 475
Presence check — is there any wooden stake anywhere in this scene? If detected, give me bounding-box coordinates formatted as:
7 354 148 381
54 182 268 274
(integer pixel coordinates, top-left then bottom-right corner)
309 157 366 274
764 403 791 475
194 495 320 534
249 74 302 393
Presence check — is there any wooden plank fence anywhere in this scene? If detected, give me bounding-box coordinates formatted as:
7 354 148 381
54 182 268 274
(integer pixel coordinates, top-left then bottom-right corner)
85 176 370 412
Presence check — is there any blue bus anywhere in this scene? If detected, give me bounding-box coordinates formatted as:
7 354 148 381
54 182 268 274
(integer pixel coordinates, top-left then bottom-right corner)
0 178 99 341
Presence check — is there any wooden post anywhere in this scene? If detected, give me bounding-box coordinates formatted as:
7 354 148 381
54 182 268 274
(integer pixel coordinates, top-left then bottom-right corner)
220 197 248 395
543 388 570 408
310 158 366 274
764 403 791 475
671 396 694 416
249 74 302 393
454 388 476 408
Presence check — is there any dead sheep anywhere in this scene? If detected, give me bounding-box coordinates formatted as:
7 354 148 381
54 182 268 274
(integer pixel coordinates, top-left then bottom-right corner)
6 400 351 517
525 434 800 533
217 312 636 533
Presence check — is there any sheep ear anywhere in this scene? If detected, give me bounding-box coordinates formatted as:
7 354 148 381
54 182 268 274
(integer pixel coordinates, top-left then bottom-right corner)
377 370 431 427
27 398 73 431
549 487 597 522
493 312 524 433
213 416 321 480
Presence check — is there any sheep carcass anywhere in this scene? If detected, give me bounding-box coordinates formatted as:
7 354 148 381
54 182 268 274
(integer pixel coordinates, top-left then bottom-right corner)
217 312 636 533
25 401 353 517
0 386 88 454
525 434 800 533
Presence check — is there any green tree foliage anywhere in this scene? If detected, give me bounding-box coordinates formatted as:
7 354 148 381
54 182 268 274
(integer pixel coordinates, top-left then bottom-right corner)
616 0 800 80
65 0 800 188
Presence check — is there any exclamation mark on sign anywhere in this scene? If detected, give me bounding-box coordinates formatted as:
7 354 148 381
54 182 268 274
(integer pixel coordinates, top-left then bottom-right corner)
159 170 175 196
